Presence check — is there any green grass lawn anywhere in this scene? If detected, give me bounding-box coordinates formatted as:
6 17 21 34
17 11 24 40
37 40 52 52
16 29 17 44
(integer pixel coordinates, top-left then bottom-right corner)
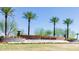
0 43 79 51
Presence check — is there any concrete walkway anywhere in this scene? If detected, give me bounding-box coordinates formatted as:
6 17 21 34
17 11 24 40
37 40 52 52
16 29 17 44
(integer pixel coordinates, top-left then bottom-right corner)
23 39 69 43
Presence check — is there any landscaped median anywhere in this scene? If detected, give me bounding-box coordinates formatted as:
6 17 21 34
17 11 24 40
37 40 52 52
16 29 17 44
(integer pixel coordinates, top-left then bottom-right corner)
0 38 79 51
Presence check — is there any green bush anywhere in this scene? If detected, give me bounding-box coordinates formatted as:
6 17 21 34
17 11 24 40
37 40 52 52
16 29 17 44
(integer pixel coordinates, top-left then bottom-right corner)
67 38 77 41
0 36 4 39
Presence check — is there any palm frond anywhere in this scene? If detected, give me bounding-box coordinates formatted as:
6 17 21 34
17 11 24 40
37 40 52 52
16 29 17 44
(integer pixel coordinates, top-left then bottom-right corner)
0 7 13 16
50 16 59 23
23 11 36 20
64 18 73 25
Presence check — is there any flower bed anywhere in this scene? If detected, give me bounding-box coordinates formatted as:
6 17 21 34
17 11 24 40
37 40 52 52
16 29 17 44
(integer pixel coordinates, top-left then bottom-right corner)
20 35 65 40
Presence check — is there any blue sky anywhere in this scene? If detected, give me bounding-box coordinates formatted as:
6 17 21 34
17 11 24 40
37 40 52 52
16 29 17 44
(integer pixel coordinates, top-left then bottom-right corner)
1 7 79 34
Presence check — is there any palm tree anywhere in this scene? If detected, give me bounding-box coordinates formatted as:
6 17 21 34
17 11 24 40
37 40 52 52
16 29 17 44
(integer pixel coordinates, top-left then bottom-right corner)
64 18 73 39
23 11 36 36
50 16 59 36
0 7 13 36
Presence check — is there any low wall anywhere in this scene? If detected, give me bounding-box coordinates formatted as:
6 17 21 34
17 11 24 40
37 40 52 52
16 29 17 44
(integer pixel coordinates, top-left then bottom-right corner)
20 35 65 40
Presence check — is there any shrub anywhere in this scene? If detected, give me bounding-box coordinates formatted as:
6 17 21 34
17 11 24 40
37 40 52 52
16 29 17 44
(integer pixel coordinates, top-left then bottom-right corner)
67 38 77 41
0 36 4 38
0 36 4 42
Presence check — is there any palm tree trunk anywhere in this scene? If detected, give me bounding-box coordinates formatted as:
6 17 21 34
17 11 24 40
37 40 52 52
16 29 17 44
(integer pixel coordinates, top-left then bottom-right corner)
67 24 69 39
28 19 30 36
53 22 55 36
5 14 7 37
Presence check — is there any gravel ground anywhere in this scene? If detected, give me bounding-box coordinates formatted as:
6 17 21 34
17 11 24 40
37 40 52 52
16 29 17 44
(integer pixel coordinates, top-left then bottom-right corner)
0 43 79 51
